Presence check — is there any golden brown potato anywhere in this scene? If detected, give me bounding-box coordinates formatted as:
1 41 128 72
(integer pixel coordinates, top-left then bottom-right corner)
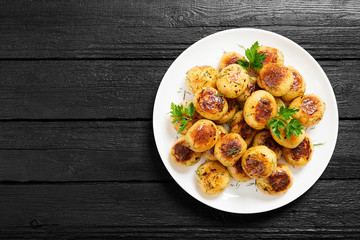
257 46 284 69
281 66 306 102
256 164 293 195
227 159 252 182
203 125 228 161
241 146 277 179
289 94 326 127
171 100 202 135
196 161 230 196
214 133 247 167
270 120 306 148
193 87 228 121
275 98 285 112
258 63 294 97
243 90 277 130
170 136 202 167
218 52 247 71
186 66 218 94
185 119 219 152
236 77 260 104
215 98 238 124
283 133 313 167
230 110 257 146
216 64 250 98
251 131 282 160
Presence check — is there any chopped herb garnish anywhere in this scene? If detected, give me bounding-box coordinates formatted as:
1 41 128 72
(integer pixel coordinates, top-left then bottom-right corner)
216 93 224 97
170 102 195 134
267 106 304 140
247 182 254 186
237 41 266 70
313 142 326 146
225 148 241 157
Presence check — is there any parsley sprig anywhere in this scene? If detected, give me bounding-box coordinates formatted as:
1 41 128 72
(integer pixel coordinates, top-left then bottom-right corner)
267 106 304 139
237 41 266 70
170 102 195 134
225 148 241 157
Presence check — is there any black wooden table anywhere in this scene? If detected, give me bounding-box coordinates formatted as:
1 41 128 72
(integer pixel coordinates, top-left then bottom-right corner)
0 1 359 239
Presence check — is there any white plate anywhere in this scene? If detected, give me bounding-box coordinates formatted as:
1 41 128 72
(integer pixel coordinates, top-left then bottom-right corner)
152 28 338 214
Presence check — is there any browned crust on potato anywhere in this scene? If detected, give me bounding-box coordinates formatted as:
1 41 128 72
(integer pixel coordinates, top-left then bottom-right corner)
243 153 266 176
291 137 311 161
261 64 288 89
190 124 217 146
255 98 273 122
198 88 226 114
267 169 291 192
301 96 320 115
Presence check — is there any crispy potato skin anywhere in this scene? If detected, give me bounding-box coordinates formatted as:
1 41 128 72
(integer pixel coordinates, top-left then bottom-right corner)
251 130 282 160
258 63 294 97
241 146 277 179
215 98 238 124
218 52 247 71
196 161 230 196
185 119 219 152
203 125 228 161
216 64 250 98
243 90 277 130
257 46 284 69
281 66 306 102
214 133 247 167
230 110 257 146
171 100 202 135
170 136 202 167
275 98 285 112
289 94 326 127
236 77 260 104
186 66 218 94
256 164 293 195
270 119 306 148
194 87 229 120
227 159 252 182
283 133 313 167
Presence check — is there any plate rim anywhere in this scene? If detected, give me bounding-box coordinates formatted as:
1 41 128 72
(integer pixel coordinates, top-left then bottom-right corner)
152 27 339 214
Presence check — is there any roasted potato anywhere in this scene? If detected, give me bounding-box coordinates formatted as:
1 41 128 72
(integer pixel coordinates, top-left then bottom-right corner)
270 119 306 148
170 136 202 167
171 100 202 135
283 133 313 167
214 133 247 167
289 94 326 127
216 64 250 98
236 77 260 104
257 46 284 69
258 63 294 97
241 146 277 179
243 90 277 130
275 98 285 112
218 52 247 71
185 119 219 152
215 98 238 124
186 66 218 94
230 110 257 146
256 164 293 195
281 66 306 102
251 130 282 160
203 125 228 161
227 159 252 182
196 161 230 196
193 87 228 121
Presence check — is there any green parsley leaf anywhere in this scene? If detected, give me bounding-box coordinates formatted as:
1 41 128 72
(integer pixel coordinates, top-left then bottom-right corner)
169 102 196 134
237 41 266 70
237 60 250 69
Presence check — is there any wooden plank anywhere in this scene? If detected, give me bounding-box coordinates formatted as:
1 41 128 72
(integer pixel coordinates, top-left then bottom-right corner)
0 180 358 239
0 0 359 59
0 60 358 119
0 120 357 182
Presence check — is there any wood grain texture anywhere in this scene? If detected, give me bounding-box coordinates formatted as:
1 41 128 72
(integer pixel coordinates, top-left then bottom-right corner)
0 60 358 119
0 0 359 59
0 120 357 182
0 180 358 238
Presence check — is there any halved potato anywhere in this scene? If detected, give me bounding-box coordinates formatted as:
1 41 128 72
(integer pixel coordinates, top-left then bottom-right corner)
230 110 257 146
236 77 260 104
243 90 277 130
281 66 306 102
227 159 252 182
258 63 294 97
170 136 202 167
185 119 219 152
257 46 284 69
193 87 228 121
256 164 293 195
196 161 230 196
214 133 247 167
283 133 313 167
241 146 277 179
186 66 218 94
218 52 246 71
203 125 228 161
216 64 249 98
251 130 282 160
289 94 326 127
